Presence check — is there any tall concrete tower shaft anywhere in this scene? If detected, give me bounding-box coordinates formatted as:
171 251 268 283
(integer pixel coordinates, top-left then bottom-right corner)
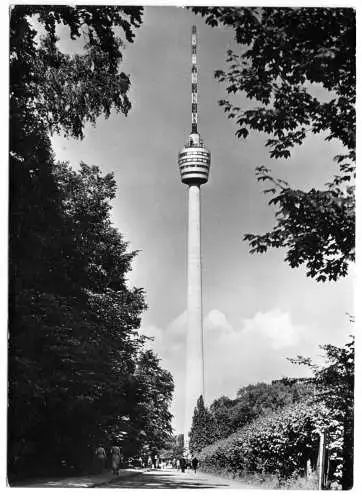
185 183 204 447
178 25 211 451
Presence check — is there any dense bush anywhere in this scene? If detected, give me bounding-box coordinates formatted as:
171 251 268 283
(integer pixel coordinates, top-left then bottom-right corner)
198 399 342 486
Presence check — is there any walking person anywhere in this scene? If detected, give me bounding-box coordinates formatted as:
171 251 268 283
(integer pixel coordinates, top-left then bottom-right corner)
94 445 107 474
191 456 199 474
110 443 121 475
180 457 186 473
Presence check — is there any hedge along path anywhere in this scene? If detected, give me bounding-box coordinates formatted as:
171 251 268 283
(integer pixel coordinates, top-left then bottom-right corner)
198 400 344 487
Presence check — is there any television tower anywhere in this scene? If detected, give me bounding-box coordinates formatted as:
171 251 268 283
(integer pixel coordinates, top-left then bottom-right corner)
178 25 211 452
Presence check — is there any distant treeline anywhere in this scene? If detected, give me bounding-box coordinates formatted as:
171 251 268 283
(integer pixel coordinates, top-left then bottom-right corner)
189 378 314 451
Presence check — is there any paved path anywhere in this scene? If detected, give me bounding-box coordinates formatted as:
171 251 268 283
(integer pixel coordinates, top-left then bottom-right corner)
11 469 140 488
98 468 256 489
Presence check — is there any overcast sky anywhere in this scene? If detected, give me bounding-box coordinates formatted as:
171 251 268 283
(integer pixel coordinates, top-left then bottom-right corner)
51 6 354 435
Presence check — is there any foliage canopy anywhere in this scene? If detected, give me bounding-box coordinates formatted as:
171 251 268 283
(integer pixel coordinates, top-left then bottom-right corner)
192 7 355 281
9 5 174 480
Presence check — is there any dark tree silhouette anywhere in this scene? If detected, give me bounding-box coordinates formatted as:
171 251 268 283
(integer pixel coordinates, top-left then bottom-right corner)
8 5 175 480
189 396 215 455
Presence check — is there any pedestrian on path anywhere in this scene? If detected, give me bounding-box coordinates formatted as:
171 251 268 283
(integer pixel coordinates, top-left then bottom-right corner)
94 445 107 474
191 457 199 474
110 443 121 475
180 457 186 473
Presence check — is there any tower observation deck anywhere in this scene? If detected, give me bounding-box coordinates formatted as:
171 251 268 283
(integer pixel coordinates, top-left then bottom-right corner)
178 25 211 454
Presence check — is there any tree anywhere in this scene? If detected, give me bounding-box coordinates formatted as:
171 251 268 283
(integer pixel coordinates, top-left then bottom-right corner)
189 396 215 455
176 434 185 458
10 5 145 315
128 350 174 458
10 5 143 142
9 6 149 479
192 7 355 281
8 163 148 478
10 6 144 285
192 7 354 487
209 396 234 440
10 4 144 297
208 381 313 439
289 336 354 489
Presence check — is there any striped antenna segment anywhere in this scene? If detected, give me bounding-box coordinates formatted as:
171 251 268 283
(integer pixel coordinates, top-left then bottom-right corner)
191 25 198 134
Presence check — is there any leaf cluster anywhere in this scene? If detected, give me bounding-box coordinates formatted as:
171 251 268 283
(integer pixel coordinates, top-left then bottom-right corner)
243 165 355 281
10 5 143 141
193 7 355 157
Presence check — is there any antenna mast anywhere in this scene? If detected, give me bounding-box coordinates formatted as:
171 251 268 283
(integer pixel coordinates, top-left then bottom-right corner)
191 25 198 134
